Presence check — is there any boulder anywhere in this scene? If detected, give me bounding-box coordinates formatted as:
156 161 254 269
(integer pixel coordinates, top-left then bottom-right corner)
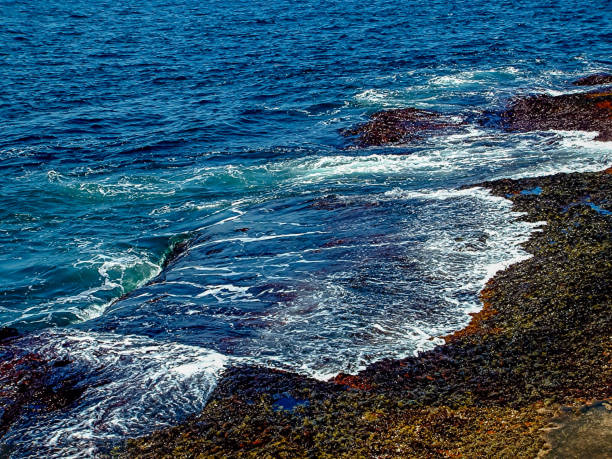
500 91 612 141
344 108 462 146
572 73 612 86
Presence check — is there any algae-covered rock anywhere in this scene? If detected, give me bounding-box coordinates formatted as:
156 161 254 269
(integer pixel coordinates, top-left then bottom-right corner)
344 108 463 146
500 91 612 141
572 73 612 86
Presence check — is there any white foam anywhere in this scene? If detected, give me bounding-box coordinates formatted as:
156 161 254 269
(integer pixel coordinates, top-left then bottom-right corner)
3 330 227 458
211 230 327 244
429 71 477 87
354 88 397 105
556 130 612 152
295 153 450 179
428 67 520 88
195 284 251 298
232 183 543 379
384 186 491 201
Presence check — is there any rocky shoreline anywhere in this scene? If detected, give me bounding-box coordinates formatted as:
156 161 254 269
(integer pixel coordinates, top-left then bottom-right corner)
119 77 612 457
119 168 611 458
1 76 611 457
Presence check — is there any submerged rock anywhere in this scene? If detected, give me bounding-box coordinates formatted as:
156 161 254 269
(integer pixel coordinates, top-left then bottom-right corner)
500 91 612 141
0 338 86 436
161 235 193 269
572 73 612 86
344 108 462 146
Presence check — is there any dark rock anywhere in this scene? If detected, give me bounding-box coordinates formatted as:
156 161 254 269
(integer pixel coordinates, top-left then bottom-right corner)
572 73 612 86
161 236 193 269
309 194 348 210
344 108 463 146
0 328 19 343
0 341 86 436
500 91 612 141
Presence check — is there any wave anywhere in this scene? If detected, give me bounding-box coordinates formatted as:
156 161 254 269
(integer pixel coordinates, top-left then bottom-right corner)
1 330 227 458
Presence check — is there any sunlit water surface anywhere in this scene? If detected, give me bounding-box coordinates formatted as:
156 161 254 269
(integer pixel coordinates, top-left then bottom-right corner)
1 0 611 456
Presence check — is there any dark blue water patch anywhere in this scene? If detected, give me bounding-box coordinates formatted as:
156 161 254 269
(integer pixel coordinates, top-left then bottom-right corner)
272 393 310 412
562 197 612 216
587 203 612 216
521 187 543 195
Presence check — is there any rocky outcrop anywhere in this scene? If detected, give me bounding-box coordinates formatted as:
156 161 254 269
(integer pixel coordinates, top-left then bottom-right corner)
347 87 612 148
572 73 612 86
500 91 612 141
344 108 463 146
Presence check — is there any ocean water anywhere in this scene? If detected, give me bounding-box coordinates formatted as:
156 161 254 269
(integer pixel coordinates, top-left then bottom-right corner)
1 0 611 456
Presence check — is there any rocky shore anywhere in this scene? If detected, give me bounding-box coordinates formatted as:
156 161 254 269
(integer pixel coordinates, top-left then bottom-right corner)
2 76 611 457
119 77 612 457
120 167 611 458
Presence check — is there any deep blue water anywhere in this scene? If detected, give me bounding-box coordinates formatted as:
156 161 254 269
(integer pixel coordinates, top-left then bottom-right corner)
1 0 611 456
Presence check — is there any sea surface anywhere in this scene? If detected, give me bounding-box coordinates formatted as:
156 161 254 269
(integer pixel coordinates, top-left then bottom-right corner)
1 0 611 456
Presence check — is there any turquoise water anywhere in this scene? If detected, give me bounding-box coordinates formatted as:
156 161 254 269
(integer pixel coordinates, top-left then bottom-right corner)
1 0 611 455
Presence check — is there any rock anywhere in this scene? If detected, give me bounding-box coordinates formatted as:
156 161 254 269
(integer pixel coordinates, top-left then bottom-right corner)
0 340 86 436
500 91 612 141
344 108 462 146
0 328 19 343
161 236 192 269
572 73 612 86
541 401 612 458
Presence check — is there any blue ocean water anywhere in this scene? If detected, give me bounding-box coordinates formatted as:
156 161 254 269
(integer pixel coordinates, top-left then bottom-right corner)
1 0 611 455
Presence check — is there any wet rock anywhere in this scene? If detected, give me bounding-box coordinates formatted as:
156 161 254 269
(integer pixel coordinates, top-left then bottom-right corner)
321 238 348 248
0 339 86 436
572 73 612 86
344 108 463 146
500 91 612 141
332 373 373 391
0 328 19 343
309 194 349 210
246 283 299 303
161 236 193 269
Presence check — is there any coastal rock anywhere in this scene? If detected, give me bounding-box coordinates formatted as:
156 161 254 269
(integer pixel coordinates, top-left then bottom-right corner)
541 401 612 458
0 328 19 342
0 339 86 436
572 73 612 86
344 108 462 146
500 91 612 141
161 236 193 269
